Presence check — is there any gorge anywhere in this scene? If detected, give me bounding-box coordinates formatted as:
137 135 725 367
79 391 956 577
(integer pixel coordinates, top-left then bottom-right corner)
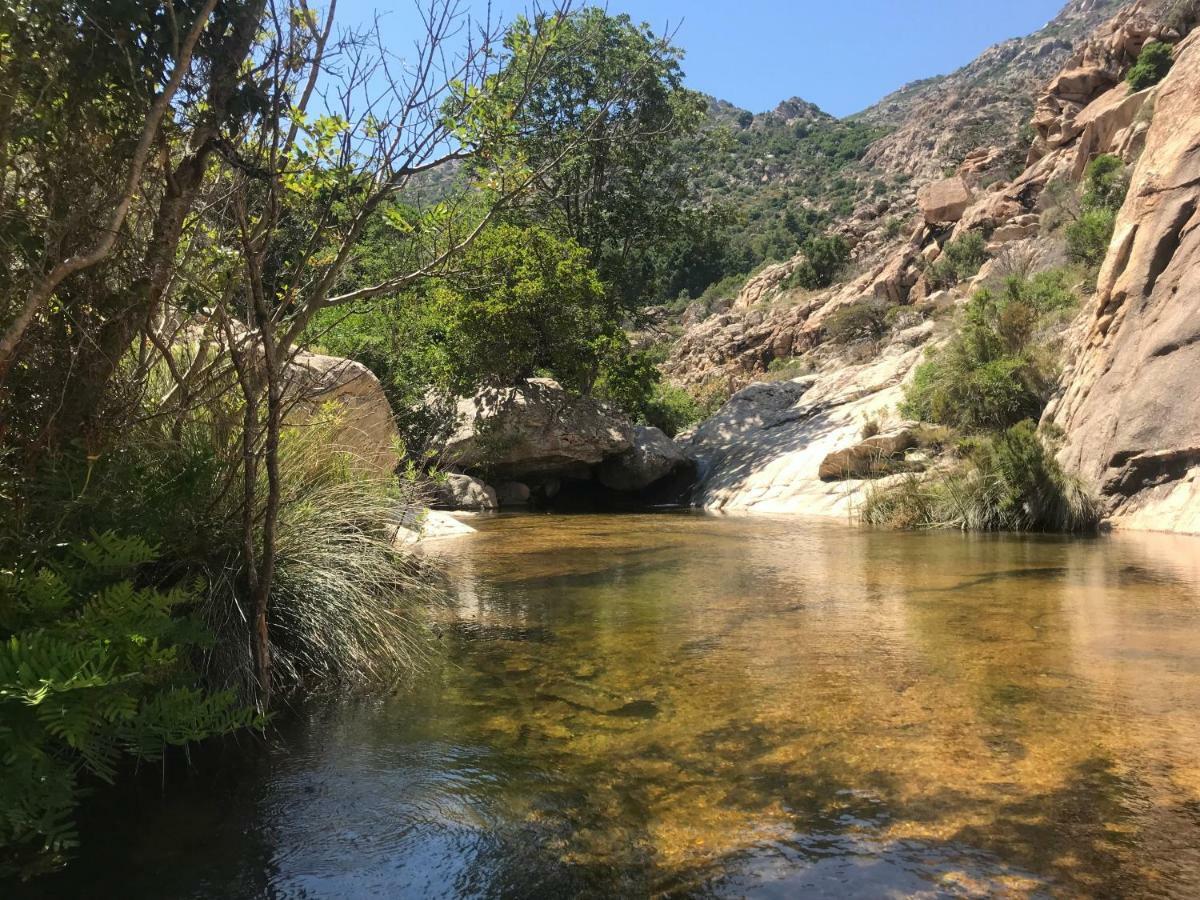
5 0 1200 896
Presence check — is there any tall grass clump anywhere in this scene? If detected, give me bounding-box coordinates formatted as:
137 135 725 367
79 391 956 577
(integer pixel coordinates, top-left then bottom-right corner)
872 270 1097 533
861 421 1100 532
3 406 438 703
236 423 437 694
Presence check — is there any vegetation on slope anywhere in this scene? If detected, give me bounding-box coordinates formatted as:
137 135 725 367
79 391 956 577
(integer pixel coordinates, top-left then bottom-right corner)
865 272 1099 532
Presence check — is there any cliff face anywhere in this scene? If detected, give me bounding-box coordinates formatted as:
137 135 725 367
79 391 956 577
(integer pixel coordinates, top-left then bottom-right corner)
1050 29 1200 533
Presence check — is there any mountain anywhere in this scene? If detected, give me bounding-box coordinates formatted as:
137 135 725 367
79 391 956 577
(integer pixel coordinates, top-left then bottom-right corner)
683 0 1135 289
853 0 1130 182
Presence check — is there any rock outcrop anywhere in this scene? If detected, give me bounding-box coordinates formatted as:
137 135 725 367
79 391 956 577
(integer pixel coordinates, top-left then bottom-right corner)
917 176 974 223
440 379 692 501
442 378 633 480
1051 30 1200 534
682 337 932 516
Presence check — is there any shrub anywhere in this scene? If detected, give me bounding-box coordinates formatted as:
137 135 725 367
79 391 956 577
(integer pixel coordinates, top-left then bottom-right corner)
641 382 704 437
788 234 850 290
0 533 259 870
1126 40 1173 91
699 271 748 305
1081 154 1127 211
595 350 705 437
926 232 988 289
824 297 892 345
5 411 437 703
901 277 1075 432
1008 269 1077 313
1065 207 1116 267
765 355 815 382
861 421 1099 532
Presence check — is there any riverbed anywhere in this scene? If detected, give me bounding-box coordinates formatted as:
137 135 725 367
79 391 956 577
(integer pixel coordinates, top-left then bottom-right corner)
28 512 1200 897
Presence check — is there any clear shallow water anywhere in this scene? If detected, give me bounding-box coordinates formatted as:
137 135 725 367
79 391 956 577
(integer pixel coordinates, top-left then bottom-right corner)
23 512 1200 898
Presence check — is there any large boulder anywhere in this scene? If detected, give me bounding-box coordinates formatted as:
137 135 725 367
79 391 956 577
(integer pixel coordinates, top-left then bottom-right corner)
917 176 973 224
284 352 400 475
1051 31 1200 534
442 379 633 481
817 426 919 481
597 425 692 492
432 473 498 511
494 480 532 506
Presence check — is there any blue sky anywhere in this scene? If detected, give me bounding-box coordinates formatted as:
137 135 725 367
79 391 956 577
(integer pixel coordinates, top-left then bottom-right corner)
336 0 1067 117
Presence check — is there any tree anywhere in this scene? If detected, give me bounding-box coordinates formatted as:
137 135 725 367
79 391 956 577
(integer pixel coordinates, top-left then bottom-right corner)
789 234 850 290
487 8 708 313
422 223 613 393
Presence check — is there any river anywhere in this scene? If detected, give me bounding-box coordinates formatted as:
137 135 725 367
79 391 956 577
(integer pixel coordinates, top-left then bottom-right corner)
25 512 1200 897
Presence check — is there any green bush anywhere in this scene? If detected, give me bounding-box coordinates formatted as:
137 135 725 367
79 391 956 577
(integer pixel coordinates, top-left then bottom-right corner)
6 410 437 703
594 350 704 437
641 382 704 437
1008 269 1078 313
926 232 988 289
861 421 1099 532
1065 207 1117 267
823 297 892 344
1081 154 1127 211
901 278 1074 432
698 271 748 304
0 533 259 870
1126 40 1173 91
788 234 851 290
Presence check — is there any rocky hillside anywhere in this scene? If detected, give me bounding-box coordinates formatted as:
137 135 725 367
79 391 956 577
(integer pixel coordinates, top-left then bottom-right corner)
1049 24 1200 533
669 0 1200 534
687 0 1136 282
855 0 1130 182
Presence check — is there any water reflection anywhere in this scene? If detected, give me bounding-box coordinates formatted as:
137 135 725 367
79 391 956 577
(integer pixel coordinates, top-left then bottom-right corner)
21 512 1200 898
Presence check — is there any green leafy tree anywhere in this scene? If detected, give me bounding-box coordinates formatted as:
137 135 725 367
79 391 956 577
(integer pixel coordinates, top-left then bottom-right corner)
423 223 614 393
790 235 851 290
490 9 708 313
